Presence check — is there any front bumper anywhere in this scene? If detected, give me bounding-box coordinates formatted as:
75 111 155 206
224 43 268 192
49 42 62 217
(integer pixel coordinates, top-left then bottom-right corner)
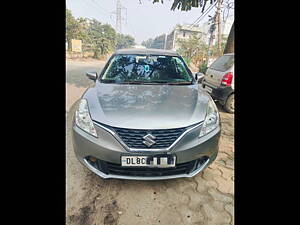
80 157 211 180
72 120 220 180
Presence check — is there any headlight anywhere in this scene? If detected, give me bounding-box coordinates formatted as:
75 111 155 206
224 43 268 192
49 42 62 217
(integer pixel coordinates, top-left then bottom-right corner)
199 100 220 138
75 99 98 137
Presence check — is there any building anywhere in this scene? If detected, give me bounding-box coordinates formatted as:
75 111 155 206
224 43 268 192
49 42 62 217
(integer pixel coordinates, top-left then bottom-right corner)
165 24 202 51
152 34 168 49
162 18 233 51
85 18 93 27
198 21 211 45
198 17 234 46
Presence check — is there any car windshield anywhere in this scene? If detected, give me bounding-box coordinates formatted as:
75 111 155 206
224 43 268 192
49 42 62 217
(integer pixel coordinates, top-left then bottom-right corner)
101 54 193 84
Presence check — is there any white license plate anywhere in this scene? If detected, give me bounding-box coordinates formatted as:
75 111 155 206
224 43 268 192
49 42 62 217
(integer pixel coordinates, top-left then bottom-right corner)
205 86 213 93
121 156 176 167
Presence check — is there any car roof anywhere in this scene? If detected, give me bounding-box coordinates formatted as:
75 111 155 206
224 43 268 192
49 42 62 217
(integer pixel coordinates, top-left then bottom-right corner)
115 48 179 57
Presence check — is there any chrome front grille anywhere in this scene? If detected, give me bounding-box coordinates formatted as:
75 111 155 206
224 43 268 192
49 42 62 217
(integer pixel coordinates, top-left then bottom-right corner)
93 121 202 151
112 127 186 149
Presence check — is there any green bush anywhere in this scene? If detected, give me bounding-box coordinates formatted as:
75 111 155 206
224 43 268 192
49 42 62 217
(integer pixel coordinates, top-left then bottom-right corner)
182 56 191 66
199 62 208 74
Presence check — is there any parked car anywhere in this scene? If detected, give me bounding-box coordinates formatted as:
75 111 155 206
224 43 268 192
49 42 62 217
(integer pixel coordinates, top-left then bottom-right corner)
202 53 234 113
72 48 221 180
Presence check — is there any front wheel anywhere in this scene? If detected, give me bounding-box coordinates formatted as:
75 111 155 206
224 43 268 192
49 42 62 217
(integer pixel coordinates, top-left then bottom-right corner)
224 94 234 114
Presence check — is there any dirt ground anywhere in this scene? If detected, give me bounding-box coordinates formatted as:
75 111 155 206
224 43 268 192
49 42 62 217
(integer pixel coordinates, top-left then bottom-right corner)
66 59 234 225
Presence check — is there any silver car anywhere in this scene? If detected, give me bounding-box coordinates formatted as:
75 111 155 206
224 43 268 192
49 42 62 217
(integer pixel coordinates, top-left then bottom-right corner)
72 49 221 180
202 53 234 113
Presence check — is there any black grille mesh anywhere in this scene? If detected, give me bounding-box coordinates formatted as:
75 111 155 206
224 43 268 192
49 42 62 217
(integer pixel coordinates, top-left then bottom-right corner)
105 160 196 176
112 127 186 149
86 156 209 177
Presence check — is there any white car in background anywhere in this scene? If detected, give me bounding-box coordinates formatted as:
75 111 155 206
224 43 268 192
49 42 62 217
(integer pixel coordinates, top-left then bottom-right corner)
202 53 234 113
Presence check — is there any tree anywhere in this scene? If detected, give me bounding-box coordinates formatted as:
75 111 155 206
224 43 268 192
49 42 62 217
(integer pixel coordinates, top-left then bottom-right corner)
141 38 154 48
177 34 208 66
223 21 234 53
116 34 136 49
76 17 92 51
66 9 80 51
151 34 166 49
101 24 118 49
142 34 165 49
209 35 227 58
153 0 234 54
153 0 215 12
66 9 119 57
86 19 117 58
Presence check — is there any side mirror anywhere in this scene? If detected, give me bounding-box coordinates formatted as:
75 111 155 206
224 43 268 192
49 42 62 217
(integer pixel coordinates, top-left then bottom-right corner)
86 72 98 81
194 72 204 84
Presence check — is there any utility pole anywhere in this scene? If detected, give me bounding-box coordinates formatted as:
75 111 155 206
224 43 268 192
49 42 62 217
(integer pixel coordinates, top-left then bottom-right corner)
216 0 223 55
206 14 216 66
116 0 122 33
172 28 177 50
164 33 168 50
111 0 126 34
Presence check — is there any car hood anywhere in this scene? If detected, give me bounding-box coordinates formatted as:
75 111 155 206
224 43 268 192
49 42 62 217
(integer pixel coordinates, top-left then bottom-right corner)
84 82 210 129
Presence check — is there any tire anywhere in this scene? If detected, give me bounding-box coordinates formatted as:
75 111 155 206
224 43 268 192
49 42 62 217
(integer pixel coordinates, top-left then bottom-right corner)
224 94 234 113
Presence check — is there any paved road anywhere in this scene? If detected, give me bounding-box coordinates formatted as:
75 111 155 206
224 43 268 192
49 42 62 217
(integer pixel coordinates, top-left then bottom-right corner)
66 60 234 225
66 59 105 111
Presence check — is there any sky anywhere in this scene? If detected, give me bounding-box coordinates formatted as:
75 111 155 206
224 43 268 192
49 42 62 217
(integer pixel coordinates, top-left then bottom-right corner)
66 0 234 44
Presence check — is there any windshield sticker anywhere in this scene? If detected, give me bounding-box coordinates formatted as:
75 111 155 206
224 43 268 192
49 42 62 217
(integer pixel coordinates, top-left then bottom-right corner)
144 65 150 72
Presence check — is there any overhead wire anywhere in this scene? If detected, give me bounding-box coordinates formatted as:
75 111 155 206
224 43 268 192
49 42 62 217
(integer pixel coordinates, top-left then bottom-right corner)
90 0 111 15
82 0 114 25
190 1 218 27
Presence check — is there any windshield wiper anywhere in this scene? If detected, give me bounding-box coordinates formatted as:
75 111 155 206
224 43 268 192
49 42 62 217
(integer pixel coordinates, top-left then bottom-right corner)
166 81 193 85
146 80 169 83
101 79 192 85
100 79 116 83
118 80 169 84
119 81 144 84
101 80 144 84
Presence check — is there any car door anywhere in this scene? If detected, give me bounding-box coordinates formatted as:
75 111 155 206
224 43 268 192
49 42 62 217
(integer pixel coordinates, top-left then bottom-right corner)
204 54 234 88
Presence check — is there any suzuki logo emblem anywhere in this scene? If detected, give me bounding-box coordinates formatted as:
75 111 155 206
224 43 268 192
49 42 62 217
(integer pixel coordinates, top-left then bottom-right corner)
142 133 156 147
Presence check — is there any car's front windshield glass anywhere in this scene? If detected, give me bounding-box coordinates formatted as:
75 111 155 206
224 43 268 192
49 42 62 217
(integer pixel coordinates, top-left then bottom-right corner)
101 54 193 84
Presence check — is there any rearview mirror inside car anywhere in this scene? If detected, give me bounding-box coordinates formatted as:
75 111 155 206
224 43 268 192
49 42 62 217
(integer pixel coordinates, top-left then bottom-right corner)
86 72 98 81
